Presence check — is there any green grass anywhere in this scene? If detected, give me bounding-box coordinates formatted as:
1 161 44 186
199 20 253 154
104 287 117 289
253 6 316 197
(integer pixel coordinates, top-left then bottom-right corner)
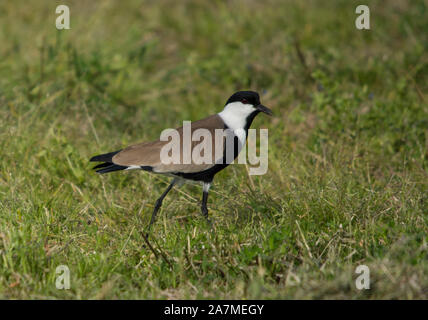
0 0 427 299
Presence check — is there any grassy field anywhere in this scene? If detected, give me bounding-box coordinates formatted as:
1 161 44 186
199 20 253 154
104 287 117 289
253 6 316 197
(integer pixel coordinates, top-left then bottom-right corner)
0 0 427 299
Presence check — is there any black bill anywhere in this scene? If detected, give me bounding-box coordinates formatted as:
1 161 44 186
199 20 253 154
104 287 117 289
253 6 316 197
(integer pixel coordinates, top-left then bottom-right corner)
256 104 273 116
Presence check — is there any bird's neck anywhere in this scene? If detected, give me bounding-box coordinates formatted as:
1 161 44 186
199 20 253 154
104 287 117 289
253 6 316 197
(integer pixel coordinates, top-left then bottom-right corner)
218 109 258 131
218 109 259 146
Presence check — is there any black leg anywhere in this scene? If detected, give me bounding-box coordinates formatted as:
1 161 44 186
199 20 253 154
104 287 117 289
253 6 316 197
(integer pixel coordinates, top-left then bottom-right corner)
146 179 176 234
201 182 212 225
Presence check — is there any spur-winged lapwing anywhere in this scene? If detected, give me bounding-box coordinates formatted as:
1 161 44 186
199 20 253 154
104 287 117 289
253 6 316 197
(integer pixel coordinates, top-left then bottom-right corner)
90 91 272 231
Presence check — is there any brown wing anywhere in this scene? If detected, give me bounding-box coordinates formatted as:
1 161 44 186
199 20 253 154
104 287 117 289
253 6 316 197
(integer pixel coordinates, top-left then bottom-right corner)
112 114 226 173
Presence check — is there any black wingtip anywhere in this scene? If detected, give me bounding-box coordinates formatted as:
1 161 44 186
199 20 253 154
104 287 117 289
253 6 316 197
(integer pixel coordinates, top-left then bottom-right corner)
92 162 112 170
90 150 122 163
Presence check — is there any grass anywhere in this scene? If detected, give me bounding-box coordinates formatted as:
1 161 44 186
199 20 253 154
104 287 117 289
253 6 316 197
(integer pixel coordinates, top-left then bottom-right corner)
0 0 427 299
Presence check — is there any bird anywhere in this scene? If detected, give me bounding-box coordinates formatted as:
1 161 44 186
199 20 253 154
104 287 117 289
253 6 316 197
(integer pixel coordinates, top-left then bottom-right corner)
90 90 272 233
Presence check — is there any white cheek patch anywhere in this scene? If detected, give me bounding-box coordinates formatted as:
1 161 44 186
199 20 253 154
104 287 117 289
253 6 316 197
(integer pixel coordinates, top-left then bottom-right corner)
218 101 256 131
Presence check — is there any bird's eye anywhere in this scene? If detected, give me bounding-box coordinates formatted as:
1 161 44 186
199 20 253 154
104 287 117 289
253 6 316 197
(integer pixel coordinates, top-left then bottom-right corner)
241 98 249 104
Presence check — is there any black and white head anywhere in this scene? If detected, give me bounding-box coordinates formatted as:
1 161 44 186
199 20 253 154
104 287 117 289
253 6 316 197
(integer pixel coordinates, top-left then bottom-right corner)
218 91 272 130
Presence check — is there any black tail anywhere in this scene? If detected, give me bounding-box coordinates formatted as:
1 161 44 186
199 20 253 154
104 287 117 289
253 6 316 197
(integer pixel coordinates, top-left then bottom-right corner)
93 163 128 174
90 150 127 174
